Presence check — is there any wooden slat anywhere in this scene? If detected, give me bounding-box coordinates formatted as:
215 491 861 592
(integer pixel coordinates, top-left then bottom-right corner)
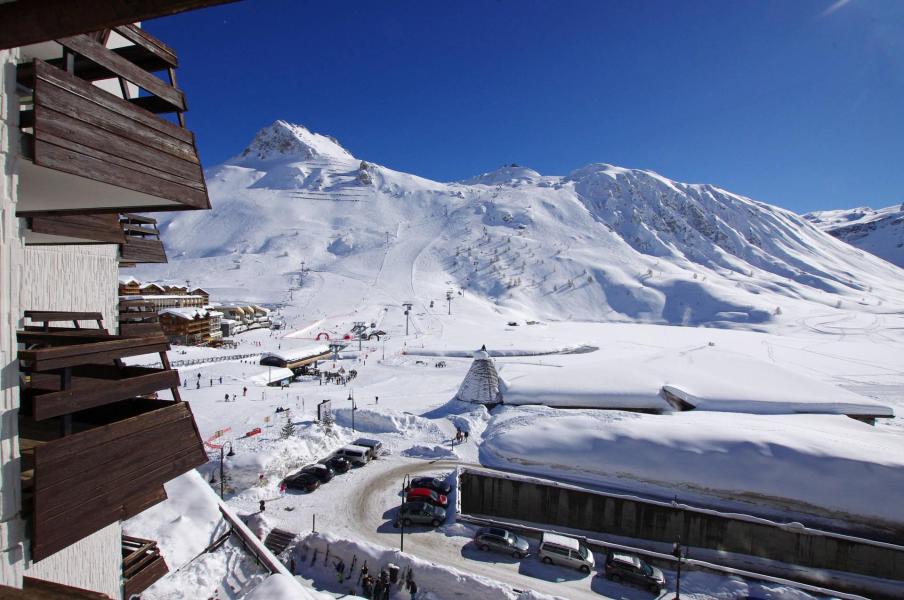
30 403 206 560
35 140 209 212
113 24 178 68
17 45 174 86
119 322 165 338
25 310 104 323
34 59 194 149
36 103 204 184
35 400 189 463
120 237 168 263
27 366 180 420
123 554 168 598
122 486 168 520
0 0 238 51
34 444 205 554
17 331 113 346
19 336 170 371
122 223 160 236
120 213 157 224
29 213 126 243
36 427 202 517
56 34 185 112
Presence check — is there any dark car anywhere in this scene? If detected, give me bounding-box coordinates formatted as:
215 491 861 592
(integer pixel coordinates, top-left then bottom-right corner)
474 527 530 558
407 476 452 496
406 487 448 508
301 463 335 483
283 472 320 493
394 501 446 528
323 455 351 474
604 551 665 593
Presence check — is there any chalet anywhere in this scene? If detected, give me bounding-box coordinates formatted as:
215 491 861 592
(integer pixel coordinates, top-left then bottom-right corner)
139 282 167 295
0 3 231 597
118 276 141 296
190 287 211 304
158 308 212 345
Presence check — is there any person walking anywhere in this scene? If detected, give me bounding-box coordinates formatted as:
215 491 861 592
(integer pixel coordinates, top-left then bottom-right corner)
243 386 248 397
361 575 374 599
219 376 223 384
334 558 345 584
259 499 265 512
464 430 469 441
196 381 200 390
408 578 418 600
224 393 229 402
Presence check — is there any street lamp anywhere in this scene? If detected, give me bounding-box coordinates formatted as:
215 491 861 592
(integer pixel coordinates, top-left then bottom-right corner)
348 391 357 432
672 538 686 599
219 442 235 500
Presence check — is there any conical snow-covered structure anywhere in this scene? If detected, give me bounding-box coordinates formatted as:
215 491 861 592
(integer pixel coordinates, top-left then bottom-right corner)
454 346 502 405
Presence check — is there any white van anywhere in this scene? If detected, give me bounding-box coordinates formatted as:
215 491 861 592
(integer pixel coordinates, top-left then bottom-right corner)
538 532 595 573
334 444 371 466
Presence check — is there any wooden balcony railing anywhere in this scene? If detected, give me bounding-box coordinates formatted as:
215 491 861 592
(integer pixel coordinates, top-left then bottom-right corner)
120 214 168 265
119 299 164 338
21 399 206 561
17 311 207 560
122 535 169 598
16 29 210 215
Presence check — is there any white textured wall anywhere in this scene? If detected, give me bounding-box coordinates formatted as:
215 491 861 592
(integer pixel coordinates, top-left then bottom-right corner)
27 523 122 599
0 47 25 589
22 244 120 329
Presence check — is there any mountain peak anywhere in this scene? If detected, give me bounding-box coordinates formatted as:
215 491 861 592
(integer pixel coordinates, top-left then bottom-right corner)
235 120 354 163
464 164 543 185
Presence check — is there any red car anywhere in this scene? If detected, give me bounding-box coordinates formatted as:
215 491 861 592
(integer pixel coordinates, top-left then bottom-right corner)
406 487 448 508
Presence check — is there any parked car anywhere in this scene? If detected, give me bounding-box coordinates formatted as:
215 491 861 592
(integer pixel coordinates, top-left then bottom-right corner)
301 463 334 483
406 476 451 496
323 455 351 474
333 444 371 466
394 501 446 528
538 532 595 574
604 551 665 593
406 487 448 508
353 438 383 459
474 527 530 558
283 472 321 493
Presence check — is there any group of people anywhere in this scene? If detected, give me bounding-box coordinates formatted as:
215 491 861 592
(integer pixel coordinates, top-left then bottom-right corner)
342 561 418 600
454 426 469 443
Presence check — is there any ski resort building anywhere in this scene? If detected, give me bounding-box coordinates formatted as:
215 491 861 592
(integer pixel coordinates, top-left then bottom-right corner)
0 3 230 596
260 345 333 374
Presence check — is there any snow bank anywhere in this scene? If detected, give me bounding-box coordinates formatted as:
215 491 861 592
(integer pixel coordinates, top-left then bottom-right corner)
244 574 326 600
290 531 564 600
333 407 442 436
481 406 904 525
124 470 225 569
402 444 458 459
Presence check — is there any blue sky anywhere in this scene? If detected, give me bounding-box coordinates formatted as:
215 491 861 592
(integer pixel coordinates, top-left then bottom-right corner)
145 0 903 213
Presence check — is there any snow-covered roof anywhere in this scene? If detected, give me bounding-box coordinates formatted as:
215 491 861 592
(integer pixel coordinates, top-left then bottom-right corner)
159 307 209 320
119 276 140 285
500 346 892 417
139 283 166 291
260 345 331 363
250 367 295 386
120 294 206 301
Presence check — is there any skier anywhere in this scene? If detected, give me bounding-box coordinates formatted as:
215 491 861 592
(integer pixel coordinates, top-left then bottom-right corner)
196 381 200 390
219 376 223 384
243 386 248 397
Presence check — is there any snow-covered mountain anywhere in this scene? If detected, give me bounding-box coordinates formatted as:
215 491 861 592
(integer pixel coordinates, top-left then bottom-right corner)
138 120 904 329
804 205 904 269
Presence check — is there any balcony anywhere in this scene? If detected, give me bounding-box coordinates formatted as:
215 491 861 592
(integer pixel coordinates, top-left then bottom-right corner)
15 27 210 216
120 213 168 265
122 535 169 598
17 312 206 561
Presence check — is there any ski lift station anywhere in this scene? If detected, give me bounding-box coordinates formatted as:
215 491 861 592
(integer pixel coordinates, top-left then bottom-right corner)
259 344 333 374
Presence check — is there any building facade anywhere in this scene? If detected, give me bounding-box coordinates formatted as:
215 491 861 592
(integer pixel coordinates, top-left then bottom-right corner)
0 5 229 596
